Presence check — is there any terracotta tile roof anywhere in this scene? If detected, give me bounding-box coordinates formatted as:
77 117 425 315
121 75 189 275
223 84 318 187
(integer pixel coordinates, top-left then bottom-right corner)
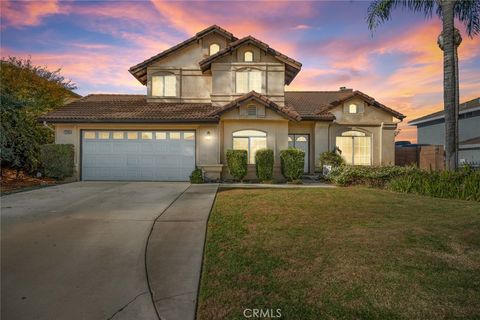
409 97 480 125
210 91 301 121
39 94 220 123
129 25 238 85
40 90 404 124
199 35 302 85
285 90 405 120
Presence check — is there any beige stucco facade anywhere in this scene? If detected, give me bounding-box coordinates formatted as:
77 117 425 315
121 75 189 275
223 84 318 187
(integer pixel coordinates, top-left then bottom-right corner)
47 25 403 181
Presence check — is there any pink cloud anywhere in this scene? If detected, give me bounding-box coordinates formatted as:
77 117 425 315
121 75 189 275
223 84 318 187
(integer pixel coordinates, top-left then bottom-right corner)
1 0 67 28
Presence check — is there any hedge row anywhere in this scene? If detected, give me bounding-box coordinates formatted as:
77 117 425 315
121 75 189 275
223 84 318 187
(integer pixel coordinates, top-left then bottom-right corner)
327 165 480 202
225 147 305 182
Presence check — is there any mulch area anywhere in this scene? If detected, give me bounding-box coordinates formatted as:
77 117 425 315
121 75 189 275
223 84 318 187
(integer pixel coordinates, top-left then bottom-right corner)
1 168 58 195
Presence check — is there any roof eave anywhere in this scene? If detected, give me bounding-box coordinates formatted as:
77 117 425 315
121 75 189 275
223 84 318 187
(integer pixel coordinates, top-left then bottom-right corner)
38 118 219 124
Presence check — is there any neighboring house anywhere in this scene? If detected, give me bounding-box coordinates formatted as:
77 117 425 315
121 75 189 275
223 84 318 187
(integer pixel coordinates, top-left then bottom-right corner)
39 25 405 181
409 97 480 165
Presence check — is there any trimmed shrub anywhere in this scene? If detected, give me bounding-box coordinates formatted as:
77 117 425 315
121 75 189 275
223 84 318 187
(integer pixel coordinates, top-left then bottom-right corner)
226 149 248 181
190 167 203 184
255 148 274 182
280 148 305 181
39 144 74 179
319 151 345 168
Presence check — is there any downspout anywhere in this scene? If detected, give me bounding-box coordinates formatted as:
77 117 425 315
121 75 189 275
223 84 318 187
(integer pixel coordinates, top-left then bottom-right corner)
380 122 384 165
43 121 54 132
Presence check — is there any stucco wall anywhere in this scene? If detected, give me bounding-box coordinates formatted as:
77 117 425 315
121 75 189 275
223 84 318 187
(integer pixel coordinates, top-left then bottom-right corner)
54 123 220 180
330 97 398 124
417 115 480 145
144 35 287 107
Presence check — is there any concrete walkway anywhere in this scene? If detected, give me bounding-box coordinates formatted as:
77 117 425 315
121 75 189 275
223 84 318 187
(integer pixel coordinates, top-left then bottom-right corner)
220 182 335 189
146 184 218 320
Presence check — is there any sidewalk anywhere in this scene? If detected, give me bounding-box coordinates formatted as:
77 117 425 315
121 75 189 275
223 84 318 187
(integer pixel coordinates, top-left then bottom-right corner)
146 184 218 320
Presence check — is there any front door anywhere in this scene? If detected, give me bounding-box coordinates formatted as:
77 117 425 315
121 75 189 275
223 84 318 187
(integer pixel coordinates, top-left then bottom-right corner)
288 134 309 173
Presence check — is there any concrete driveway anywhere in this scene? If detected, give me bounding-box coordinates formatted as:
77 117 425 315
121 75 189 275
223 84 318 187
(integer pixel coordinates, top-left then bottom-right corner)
1 182 217 320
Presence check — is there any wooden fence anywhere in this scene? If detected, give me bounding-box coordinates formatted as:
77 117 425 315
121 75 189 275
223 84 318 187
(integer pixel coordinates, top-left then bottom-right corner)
395 145 444 170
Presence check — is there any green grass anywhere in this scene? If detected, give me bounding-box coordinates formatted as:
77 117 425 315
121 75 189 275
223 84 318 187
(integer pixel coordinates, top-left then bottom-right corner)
197 187 480 320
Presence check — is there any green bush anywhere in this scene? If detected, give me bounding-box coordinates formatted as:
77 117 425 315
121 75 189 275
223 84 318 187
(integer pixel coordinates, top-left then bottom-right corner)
226 149 248 181
39 144 74 179
190 167 203 184
319 151 345 168
255 149 274 182
328 165 414 187
329 165 480 201
389 166 480 201
280 148 305 181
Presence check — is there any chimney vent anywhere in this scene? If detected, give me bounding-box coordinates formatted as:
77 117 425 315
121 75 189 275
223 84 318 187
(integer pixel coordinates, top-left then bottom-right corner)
339 86 352 91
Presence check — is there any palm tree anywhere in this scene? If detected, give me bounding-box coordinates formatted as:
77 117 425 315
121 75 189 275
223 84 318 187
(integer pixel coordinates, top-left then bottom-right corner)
367 0 479 170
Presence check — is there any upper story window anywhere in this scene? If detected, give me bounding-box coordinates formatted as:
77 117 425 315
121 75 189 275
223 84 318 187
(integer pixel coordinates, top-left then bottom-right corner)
209 43 220 56
349 104 358 113
244 51 253 62
236 68 261 93
151 73 176 97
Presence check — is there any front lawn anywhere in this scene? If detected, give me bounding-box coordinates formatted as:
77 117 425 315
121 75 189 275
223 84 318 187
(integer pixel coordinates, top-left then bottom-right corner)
197 187 480 319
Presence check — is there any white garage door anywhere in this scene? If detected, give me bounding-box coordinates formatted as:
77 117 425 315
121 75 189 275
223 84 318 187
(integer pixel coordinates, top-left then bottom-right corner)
81 130 195 181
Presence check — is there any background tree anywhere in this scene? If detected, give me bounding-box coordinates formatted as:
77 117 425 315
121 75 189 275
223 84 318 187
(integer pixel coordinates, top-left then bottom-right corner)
0 57 78 176
367 0 480 170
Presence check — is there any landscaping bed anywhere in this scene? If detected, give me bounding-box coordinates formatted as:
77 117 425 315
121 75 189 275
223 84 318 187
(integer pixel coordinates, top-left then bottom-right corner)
197 188 480 319
1 168 58 195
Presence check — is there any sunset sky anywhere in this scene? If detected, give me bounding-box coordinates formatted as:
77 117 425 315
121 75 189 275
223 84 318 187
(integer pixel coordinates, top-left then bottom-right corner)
1 0 479 141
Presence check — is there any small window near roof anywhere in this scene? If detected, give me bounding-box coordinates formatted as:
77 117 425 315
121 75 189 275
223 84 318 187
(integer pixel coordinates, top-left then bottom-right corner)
209 43 220 55
244 51 253 62
349 104 358 114
247 105 257 116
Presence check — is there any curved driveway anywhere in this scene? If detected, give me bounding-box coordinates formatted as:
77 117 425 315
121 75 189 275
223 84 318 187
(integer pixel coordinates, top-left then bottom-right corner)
1 182 194 320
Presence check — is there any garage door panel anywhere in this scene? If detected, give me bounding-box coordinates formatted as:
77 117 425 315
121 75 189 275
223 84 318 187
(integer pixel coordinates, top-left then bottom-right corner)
82 130 195 181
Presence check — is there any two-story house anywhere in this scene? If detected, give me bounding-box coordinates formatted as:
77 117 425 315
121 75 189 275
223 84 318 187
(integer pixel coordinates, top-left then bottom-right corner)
40 25 405 181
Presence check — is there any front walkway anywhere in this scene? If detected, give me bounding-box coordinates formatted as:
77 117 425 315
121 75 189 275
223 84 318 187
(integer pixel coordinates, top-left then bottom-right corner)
146 184 218 320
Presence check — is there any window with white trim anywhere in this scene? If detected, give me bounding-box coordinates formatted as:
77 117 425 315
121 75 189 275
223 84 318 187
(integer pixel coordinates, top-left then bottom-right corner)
236 69 262 93
232 130 267 164
244 51 253 62
151 73 176 97
209 43 220 55
335 130 371 165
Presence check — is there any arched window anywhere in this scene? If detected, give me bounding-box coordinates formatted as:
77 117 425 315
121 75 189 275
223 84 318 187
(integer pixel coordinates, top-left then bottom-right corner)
151 72 176 97
209 43 220 55
336 130 371 165
349 104 358 113
232 130 267 164
236 68 262 93
244 51 253 62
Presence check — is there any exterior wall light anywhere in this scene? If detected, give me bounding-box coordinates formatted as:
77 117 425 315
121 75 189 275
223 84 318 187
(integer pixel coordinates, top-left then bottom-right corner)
206 131 211 140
